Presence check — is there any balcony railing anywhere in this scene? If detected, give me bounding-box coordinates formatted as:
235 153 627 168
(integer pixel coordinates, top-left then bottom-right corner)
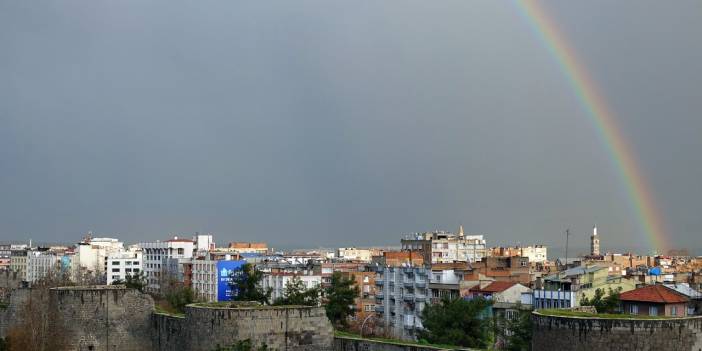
403 294 415 301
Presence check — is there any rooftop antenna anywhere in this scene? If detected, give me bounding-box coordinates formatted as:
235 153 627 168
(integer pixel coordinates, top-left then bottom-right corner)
564 228 570 270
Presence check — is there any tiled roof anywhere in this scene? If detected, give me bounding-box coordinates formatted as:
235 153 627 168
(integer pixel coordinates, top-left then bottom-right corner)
470 281 516 293
620 284 689 304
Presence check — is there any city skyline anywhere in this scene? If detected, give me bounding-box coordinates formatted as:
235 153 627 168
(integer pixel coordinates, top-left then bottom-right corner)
1 1 701 251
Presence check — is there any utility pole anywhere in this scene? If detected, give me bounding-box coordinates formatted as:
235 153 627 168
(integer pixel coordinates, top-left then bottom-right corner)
564 229 570 271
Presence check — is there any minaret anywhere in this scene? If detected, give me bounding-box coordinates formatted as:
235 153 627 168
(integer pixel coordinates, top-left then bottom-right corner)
590 225 600 256
458 225 464 238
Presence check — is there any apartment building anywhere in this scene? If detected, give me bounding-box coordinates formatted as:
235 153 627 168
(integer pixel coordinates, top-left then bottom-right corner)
375 266 430 341
106 250 143 284
10 249 28 280
489 245 548 263
533 265 636 309
401 227 486 264
261 269 322 303
336 248 381 262
75 237 124 275
227 242 268 255
339 270 377 319
139 237 195 292
26 251 58 283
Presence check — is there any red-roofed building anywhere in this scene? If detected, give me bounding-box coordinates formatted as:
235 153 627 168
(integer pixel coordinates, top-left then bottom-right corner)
620 284 689 317
468 281 531 304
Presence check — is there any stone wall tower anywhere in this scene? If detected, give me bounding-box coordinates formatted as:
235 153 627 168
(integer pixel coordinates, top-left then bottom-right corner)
590 225 600 256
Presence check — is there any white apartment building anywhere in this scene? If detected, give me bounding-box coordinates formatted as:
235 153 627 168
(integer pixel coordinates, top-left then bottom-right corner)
27 251 58 283
261 271 322 303
192 259 219 302
402 227 487 264
519 245 547 263
76 237 124 275
139 237 195 292
106 250 143 284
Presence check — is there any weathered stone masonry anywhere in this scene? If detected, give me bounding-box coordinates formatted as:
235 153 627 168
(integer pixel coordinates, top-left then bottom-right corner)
49 286 155 351
152 304 334 351
532 312 702 351
1 286 334 351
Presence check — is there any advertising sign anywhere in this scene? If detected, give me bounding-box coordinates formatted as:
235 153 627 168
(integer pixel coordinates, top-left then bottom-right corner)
217 260 246 301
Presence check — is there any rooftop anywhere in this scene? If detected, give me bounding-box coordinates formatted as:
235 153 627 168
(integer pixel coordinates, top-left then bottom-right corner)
619 284 689 304
470 281 516 293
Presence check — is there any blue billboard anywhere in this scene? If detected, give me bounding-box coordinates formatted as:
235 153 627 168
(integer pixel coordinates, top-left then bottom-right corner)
217 260 246 302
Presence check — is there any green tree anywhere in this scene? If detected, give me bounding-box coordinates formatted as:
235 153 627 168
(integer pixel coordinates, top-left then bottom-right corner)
273 276 321 306
166 285 196 313
125 271 148 292
230 263 272 304
501 309 533 351
580 287 622 313
419 297 492 349
324 272 358 328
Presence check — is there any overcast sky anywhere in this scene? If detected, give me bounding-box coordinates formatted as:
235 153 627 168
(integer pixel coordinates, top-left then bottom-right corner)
1 0 700 253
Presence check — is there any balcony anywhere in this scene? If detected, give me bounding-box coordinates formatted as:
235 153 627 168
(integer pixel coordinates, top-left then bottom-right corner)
415 280 426 288
414 295 426 302
403 280 414 287
375 280 384 286
375 305 384 313
403 294 415 301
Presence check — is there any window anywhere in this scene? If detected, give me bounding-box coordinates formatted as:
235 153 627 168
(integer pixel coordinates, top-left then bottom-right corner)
671 306 677 316
125 268 132 273
133 268 139 272
112 261 120 265
112 268 120 272
649 306 658 316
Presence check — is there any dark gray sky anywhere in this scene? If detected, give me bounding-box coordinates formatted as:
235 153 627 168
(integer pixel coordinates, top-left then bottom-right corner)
1 0 701 253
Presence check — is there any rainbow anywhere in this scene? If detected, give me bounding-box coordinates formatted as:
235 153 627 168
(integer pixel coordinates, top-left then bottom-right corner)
513 0 668 253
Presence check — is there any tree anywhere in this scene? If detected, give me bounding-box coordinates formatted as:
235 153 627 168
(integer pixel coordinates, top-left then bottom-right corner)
273 276 321 306
230 263 272 304
580 287 622 314
124 271 147 292
419 297 492 349
324 272 358 328
496 308 533 351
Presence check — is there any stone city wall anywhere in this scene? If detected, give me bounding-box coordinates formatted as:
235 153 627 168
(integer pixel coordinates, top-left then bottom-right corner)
152 304 334 351
532 311 702 351
0 287 30 338
48 285 154 351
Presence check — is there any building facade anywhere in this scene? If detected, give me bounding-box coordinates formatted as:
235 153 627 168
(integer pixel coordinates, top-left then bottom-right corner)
375 266 429 340
106 250 143 283
401 228 486 264
26 251 58 283
139 238 195 292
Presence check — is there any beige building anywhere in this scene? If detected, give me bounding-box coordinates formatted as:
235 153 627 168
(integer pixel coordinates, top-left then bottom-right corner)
10 249 28 280
336 247 375 262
